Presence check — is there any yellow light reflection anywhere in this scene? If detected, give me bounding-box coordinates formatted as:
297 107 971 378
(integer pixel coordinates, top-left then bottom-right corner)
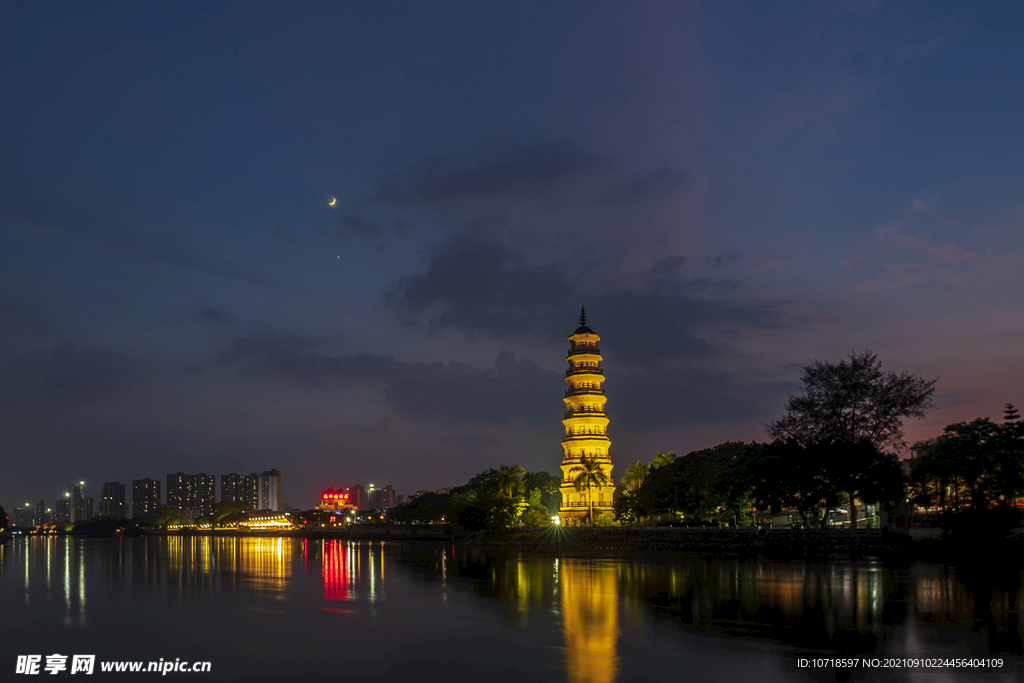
559 558 619 683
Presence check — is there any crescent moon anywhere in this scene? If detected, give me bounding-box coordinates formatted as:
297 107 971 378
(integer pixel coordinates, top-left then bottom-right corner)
328 198 336 206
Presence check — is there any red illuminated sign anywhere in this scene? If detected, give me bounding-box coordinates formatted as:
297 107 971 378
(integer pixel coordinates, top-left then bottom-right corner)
320 488 350 504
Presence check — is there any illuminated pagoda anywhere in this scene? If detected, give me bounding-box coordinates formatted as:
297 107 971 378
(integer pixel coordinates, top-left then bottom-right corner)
559 306 616 524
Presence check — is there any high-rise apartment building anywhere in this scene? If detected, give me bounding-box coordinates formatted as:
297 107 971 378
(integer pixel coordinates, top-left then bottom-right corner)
366 484 394 510
101 482 126 519
70 482 87 522
166 473 216 515
54 494 71 524
13 506 35 528
257 470 281 511
132 478 161 520
348 484 365 510
221 473 256 508
35 500 46 526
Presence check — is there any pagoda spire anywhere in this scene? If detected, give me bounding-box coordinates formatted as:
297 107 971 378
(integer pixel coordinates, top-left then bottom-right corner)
579 305 586 328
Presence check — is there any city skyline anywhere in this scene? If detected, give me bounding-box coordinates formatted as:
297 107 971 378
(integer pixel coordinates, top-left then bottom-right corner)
2 2 1023 510
3 472 410 525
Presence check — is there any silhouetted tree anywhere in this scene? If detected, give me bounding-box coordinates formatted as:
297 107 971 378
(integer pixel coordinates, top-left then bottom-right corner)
767 350 936 528
747 440 839 528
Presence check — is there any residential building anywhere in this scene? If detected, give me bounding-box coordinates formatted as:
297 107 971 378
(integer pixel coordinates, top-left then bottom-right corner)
257 470 281 511
132 478 161 520
221 473 256 508
167 472 216 515
101 482 126 519
348 484 365 510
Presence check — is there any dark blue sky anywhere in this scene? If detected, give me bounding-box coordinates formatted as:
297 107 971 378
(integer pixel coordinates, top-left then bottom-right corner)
2 1 1022 510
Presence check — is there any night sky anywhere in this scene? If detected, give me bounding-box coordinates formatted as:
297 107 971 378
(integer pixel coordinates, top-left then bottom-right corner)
3 1 1022 511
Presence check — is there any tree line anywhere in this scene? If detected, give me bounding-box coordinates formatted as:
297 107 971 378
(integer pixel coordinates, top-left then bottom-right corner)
393 350 1023 531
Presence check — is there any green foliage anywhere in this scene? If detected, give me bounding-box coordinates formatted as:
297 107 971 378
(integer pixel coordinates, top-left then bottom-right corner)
650 452 677 469
153 506 188 528
520 490 551 527
391 492 450 524
392 466 538 530
496 464 527 500
621 461 649 492
613 489 643 525
591 509 616 526
638 442 760 524
523 471 561 512
212 501 252 527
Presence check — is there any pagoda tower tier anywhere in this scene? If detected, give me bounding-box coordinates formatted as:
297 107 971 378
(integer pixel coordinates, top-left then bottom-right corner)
559 306 616 524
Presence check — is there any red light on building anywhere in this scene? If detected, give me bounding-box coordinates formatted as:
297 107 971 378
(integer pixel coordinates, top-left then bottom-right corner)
317 488 354 512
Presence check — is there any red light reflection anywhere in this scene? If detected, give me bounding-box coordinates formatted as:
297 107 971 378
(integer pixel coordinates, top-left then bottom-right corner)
323 540 349 601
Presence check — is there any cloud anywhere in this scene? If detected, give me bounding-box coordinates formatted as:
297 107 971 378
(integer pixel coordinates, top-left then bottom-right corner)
215 333 558 426
274 226 301 244
5 205 298 293
876 199 974 264
1 343 138 408
589 167 687 207
386 236 572 338
196 306 232 325
373 139 598 208
334 214 385 238
437 432 501 450
387 236 785 364
611 366 763 429
713 250 742 267
0 292 48 333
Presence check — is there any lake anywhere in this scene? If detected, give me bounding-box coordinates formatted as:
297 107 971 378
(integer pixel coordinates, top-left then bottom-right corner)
1 536 1021 681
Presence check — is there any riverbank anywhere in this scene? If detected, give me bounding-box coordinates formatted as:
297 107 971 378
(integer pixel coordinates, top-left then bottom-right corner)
456 526 1024 562
143 526 451 541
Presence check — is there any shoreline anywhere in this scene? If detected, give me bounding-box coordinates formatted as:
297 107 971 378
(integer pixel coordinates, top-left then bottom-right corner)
14 526 1024 563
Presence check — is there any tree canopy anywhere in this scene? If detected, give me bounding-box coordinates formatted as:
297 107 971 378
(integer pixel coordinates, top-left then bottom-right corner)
767 350 936 452
910 415 1024 511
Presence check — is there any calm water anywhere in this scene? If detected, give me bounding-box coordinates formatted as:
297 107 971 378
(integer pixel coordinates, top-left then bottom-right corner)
1 536 1022 682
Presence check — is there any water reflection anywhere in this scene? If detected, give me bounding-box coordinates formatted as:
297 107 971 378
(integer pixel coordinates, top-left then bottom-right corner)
323 539 350 602
2 537 1022 682
559 558 619 683
444 547 1024 669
